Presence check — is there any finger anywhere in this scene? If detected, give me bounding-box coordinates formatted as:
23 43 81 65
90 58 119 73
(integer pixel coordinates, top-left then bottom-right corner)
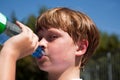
32 34 39 50
16 21 34 39
16 21 28 32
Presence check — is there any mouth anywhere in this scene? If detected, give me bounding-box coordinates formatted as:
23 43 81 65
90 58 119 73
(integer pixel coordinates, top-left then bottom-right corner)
36 49 47 58
32 46 46 58
36 54 48 63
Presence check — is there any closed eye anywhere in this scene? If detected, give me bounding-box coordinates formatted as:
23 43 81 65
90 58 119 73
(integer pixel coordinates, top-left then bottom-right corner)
47 34 59 42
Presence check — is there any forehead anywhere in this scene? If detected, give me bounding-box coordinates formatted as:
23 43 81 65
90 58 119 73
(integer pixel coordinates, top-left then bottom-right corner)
37 28 66 36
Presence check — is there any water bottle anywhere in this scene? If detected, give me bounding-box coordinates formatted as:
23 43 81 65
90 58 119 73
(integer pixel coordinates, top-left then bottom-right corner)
0 12 44 58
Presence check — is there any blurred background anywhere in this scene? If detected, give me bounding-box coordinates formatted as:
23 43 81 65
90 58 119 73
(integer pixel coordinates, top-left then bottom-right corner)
0 0 120 80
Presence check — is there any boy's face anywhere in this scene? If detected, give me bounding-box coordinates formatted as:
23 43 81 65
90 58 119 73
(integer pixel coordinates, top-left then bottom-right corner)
36 27 78 73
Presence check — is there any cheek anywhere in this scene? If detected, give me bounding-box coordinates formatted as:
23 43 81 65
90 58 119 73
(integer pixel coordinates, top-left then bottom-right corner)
48 41 75 65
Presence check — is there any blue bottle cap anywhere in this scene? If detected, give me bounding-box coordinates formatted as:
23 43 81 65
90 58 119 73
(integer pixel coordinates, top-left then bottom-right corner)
32 46 44 58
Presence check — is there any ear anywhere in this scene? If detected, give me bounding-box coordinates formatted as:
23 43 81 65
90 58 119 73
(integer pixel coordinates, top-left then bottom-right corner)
75 39 89 56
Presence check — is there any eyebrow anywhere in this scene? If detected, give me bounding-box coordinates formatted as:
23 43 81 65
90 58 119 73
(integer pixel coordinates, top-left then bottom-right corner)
37 29 62 37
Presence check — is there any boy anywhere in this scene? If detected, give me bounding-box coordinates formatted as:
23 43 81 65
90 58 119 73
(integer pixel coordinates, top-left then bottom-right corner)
0 7 100 80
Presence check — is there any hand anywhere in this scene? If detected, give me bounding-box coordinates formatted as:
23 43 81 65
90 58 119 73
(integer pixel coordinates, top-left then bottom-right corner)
1 21 39 60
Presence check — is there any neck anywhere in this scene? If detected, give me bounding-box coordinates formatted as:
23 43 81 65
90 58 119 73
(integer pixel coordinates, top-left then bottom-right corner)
48 72 61 80
48 67 80 80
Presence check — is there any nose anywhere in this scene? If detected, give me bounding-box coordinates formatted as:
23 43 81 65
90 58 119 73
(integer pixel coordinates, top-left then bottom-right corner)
38 38 47 50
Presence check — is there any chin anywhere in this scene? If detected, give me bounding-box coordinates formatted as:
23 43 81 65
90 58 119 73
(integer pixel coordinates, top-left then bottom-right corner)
39 65 69 74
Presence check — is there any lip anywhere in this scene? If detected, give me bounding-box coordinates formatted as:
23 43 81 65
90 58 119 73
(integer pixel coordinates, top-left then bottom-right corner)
36 55 48 62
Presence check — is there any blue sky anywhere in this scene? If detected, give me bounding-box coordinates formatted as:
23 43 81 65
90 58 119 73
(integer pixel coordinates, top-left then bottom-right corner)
0 0 120 36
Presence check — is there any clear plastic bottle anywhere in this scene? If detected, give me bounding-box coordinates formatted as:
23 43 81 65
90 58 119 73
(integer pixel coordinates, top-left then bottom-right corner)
0 12 21 36
0 12 44 58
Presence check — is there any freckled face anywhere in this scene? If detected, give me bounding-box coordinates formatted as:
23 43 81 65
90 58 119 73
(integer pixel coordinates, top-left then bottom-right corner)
36 28 76 73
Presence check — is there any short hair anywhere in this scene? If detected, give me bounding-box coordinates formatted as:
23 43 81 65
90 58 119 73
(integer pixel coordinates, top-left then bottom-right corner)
35 7 100 68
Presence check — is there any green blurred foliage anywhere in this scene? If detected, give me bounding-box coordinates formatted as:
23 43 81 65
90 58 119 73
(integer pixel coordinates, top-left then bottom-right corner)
38 6 48 15
93 32 120 59
16 56 48 80
25 14 37 32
